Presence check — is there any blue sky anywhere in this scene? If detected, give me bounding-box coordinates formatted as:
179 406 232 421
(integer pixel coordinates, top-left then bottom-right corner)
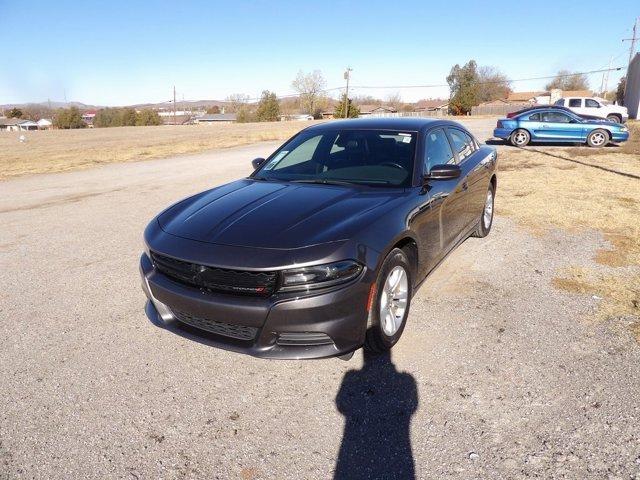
1 1 637 105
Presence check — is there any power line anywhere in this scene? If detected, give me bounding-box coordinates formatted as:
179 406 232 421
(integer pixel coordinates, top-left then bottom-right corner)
154 66 625 106
348 67 624 90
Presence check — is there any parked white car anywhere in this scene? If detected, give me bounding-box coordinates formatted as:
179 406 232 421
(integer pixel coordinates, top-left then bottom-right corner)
554 97 628 123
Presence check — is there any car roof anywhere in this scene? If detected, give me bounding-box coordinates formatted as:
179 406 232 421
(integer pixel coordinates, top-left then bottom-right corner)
304 117 462 132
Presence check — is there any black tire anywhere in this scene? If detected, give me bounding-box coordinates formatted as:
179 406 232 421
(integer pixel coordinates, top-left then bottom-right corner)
510 129 530 147
364 248 413 354
606 114 621 124
586 129 609 148
472 182 495 238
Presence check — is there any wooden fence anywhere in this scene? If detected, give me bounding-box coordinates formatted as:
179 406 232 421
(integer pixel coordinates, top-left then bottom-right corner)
470 103 528 116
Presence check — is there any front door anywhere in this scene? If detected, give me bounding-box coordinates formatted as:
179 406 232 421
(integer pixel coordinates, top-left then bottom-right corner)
412 127 461 274
537 111 586 142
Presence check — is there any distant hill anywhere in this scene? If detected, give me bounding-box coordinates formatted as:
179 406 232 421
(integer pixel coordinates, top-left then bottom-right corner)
0 101 103 110
1 100 229 111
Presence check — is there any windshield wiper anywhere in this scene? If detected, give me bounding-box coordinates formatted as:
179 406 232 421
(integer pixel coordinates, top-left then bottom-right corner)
290 179 357 186
251 176 280 182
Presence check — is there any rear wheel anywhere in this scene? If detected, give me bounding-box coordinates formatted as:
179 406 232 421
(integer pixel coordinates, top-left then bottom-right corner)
364 248 412 354
606 114 621 123
587 129 608 148
472 182 495 238
510 129 530 147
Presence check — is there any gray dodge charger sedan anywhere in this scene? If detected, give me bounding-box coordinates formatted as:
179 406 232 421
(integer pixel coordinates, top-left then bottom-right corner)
140 118 497 359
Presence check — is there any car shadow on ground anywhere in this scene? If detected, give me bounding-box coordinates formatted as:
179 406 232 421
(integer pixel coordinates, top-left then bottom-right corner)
484 139 639 180
334 351 418 480
484 138 621 149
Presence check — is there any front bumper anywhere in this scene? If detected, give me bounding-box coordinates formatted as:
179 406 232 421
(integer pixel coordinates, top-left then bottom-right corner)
611 130 630 143
140 253 371 359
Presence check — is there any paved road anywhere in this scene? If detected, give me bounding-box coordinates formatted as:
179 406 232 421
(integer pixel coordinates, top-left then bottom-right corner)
2 119 640 479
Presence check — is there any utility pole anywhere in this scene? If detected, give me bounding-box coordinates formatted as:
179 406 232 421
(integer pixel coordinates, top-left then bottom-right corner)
623 17 639 70
343 67 352 118
600 55 613 96
173 85 177 125
622 17 639 101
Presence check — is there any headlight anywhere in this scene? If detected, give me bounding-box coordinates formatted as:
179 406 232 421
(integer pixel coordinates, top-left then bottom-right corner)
280 260 363 292
142 238 151 258
620 126 628 132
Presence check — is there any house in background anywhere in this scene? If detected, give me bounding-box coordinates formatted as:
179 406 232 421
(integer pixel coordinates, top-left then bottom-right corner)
193 113 237 124
505 91 546 105
280 114 314 121
0 118 38 131
82 110 97 127
37 118 53 130
414 99 449 114
358 105 397 117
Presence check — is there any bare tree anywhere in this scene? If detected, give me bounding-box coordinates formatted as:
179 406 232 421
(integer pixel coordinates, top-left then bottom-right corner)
476 66 511 102
225 93 250 113
291 70 327 116
545 70 589 91
385 92 402 111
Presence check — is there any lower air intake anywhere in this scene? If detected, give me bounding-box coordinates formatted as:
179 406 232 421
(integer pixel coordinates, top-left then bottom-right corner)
173 310 258 341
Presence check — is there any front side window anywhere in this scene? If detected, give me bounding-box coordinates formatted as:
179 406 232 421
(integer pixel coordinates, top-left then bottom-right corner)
568 99 582 107
447 128 476 162
541 111 572 123
254 129 417 187
585 99 600 108
424 128 455 172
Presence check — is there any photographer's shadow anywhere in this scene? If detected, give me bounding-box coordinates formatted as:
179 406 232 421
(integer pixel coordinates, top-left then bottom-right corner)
334 351 418 480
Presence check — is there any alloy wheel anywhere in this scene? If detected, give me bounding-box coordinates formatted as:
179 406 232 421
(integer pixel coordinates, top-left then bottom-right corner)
483 189 494 229
590 131 606 146
379 266 409 336
513 131 528 146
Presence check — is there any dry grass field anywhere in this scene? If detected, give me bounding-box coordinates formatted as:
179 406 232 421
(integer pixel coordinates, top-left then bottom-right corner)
0 121 318 180
497 121 640 339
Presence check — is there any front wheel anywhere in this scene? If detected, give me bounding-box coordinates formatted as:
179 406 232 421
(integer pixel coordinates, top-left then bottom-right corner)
510 129 530 147
472 182 495 238
586 129 609 148
606 114 621 123
364 248 412 354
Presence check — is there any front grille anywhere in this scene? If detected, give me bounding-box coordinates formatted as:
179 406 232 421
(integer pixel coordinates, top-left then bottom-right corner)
173 310 258 341
151 252 278 296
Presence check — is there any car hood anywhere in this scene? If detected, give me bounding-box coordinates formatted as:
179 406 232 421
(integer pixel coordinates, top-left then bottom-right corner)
158 179 406 249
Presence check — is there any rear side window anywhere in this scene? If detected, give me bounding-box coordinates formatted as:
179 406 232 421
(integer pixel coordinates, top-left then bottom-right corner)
585 99 600 108
555 99 565 106
446 128 476 163
568 99 582 107
529 113 541 121
424 128 455 172
541 111 572 123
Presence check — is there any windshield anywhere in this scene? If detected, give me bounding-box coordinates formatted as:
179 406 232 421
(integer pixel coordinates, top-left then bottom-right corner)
253 129 417 187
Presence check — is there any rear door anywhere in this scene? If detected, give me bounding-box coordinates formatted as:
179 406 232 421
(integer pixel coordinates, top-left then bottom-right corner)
446 127 487 234
566 98 585 115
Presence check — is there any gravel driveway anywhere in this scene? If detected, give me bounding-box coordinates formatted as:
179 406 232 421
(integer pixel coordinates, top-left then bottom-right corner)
1 119 639 479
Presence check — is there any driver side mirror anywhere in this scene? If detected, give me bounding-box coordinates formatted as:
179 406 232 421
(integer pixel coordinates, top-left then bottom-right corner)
425 164 461 181
252 157 266 170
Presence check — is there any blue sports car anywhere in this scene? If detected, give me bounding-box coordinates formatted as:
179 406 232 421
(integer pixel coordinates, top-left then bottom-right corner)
493 107 630 147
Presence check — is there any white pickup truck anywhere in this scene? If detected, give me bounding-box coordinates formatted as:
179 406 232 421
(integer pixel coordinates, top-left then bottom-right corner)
554 97 628 123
